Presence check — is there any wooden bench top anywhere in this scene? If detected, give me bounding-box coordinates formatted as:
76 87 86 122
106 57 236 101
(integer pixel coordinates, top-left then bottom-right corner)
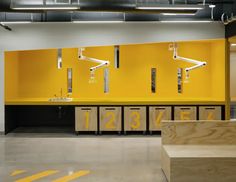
163 145 236 158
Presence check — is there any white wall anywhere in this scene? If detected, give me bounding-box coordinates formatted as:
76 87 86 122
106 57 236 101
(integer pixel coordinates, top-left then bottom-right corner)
0 22 225 132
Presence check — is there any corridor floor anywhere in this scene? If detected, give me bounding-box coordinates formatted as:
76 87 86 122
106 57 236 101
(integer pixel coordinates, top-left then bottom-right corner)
0 134 166 182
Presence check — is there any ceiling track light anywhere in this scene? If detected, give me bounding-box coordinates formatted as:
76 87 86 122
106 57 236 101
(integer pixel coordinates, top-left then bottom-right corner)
11 4 80 10
160 20 213 23
136 4 205 11
0 21 32 24
161 13 196 16
73 20 124 23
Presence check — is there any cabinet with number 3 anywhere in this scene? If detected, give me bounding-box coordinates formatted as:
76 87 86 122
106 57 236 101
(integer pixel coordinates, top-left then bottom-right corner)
149 106 172 131
75 107 98 133
124 106 146 132
99 106 122 133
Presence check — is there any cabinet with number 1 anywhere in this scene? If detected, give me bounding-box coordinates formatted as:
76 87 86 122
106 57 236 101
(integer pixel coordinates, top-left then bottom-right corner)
75 107 98 134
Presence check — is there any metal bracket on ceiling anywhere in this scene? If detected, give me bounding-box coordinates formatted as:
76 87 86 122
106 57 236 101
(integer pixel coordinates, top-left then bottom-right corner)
221 13 236 25
0 23 12 31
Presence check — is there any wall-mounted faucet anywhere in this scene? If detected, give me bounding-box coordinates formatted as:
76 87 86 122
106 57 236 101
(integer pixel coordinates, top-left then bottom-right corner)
78 48 110 83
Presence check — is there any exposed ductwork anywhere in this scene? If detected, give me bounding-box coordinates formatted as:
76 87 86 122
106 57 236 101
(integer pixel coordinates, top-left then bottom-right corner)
0 0 234 22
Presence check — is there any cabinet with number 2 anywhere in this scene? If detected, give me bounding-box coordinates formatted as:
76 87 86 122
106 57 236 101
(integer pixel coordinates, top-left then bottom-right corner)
99 107 122 133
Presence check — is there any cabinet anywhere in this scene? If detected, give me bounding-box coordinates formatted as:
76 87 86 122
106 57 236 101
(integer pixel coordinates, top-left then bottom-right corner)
174 106 197 120
75 107 98 132
149 106 172 131
199 106 222 120
124 106 146 132
99 107 122 132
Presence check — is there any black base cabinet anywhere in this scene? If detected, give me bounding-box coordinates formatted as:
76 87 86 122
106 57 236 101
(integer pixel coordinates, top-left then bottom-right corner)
5 105 75 134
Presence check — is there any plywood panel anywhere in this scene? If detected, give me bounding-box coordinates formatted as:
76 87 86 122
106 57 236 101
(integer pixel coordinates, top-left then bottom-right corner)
161 146 171 182
75 107 97 132
199 106 221 120
99 107 121 131
174 106 197 120
124 106 146 131
162 121 236 145
149 106 171 131
162 145 236 182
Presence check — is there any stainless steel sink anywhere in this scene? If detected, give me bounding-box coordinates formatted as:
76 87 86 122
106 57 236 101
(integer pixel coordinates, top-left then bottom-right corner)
48 97 73 102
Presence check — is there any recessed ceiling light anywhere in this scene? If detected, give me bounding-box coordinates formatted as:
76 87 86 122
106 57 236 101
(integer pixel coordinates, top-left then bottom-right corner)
231 44 236 47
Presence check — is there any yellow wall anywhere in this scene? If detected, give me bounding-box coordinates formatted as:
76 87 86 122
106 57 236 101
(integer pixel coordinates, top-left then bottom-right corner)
5 51 19 100
210 40 226 100
5 40 226 101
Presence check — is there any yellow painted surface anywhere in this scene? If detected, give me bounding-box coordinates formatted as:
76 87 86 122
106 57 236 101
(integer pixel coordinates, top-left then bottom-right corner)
5 98 225 105
15 170 58 182
5 51 19 100
5 40 226 104
11 170 26 177
52 170 90 182
210 40 226 101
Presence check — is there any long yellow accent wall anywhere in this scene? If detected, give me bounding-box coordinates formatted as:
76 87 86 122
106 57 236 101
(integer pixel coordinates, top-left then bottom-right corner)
5 40 226 102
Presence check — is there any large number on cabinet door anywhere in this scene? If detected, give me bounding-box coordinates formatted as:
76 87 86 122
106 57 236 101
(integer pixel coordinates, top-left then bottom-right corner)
199 106 222 120
149 107 172 131
75 107 98 133
174 106 197 120
99 107 122 131
130 111 141 129
124 106 146 132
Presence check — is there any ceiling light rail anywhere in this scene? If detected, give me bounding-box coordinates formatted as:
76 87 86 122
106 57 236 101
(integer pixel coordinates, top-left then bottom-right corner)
10 0 80 11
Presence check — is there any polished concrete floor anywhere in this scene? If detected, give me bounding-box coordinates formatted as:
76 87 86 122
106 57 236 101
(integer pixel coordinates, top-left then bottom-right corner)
0 133 166 182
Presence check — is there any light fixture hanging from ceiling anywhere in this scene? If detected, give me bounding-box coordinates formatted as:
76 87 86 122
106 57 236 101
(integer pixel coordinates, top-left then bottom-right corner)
136 0 204 15
10 0 80 10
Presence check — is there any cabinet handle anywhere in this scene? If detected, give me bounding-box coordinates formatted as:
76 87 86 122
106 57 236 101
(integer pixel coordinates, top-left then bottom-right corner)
130 108 141 110
180 108 191 110
81 108 92 111
205 108 216 110
155 108 166 110
105 108 116 110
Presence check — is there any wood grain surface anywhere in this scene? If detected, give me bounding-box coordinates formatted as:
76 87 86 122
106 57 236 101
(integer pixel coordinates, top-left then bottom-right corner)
149 106 171 131
124 106 146 131
161 121 236 145
75 107 97 132
174 106 197 120
99 107 122 131
199 106 222 120
162 145 236 182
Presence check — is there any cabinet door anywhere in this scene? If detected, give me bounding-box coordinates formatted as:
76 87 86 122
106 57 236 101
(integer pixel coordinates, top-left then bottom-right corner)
99 107 122 131
149 106 172 131
124 106 146 131
75 107 97 131
174 106 197 120
199 106 222 120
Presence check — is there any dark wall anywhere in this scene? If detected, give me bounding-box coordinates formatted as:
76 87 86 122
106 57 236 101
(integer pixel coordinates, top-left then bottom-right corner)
5 105 75 134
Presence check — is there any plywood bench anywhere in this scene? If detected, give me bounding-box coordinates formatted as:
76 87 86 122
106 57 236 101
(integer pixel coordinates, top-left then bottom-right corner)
161 121 236 182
